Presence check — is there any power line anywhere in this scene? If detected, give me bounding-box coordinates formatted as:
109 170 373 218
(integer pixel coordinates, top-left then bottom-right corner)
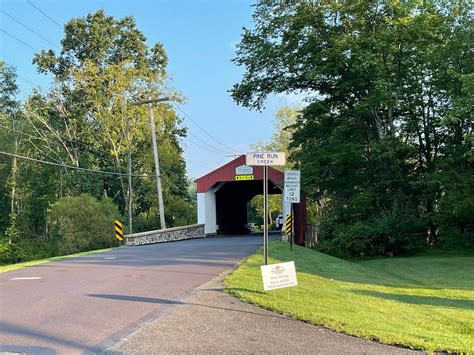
186 130 229 154
4 117 112 157
0 150 150 178
0 28 38 52
186 137 224 155
27 0 63 29
2 11 216 183
17 75 40 88
174 103 236 153
2 13 228 160
0 9 60 49
0 123 115 163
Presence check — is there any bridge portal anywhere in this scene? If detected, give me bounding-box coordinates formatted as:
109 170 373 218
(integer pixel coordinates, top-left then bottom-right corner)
195 155 307 244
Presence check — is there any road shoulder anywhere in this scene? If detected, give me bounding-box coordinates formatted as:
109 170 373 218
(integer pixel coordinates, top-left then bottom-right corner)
108 271 418 354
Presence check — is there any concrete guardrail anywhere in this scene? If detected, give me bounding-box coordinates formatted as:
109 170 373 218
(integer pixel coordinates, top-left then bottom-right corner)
124 224 205 246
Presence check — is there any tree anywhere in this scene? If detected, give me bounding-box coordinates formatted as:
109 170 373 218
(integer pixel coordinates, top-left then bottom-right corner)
232 1 473 256
32 10 192 230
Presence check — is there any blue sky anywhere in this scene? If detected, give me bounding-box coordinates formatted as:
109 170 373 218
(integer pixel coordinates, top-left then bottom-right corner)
0 0 298 178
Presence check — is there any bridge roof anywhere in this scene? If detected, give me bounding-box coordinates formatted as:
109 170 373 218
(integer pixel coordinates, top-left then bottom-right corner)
194 155 284 193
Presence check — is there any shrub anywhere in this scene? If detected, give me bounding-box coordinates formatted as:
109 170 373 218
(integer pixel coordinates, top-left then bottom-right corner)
0 241 27 264
50 194 121 255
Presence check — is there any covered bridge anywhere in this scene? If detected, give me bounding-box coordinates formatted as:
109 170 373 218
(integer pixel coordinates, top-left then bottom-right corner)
194 155 307 244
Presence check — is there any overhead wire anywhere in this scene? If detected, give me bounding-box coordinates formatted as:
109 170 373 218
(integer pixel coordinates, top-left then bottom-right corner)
26 0 63 29
174 103 236 153
0 123 115 163
3 8 231 160
0 9 60 49
3 6 223 177
2 23 225 158
0 150 148 177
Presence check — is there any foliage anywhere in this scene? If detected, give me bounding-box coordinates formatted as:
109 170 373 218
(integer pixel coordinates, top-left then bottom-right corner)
225 242 474 352
0 241 27 264
232 1 473 257
0 11 196 264
49 194 120 255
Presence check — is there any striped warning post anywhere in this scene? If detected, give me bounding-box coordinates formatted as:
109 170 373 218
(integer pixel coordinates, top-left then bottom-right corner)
284 214 292 235
115 220 124 241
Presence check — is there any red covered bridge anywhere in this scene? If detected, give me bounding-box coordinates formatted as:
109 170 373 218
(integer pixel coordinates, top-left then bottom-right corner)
194 155 307 245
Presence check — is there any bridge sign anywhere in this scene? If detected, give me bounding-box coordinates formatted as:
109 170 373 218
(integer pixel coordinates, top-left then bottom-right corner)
246 152 286 166
235 165 253 175
284 170 301 203
235 175 254 181
284 170 300 183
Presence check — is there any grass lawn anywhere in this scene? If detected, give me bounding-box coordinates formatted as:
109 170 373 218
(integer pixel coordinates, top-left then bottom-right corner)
224 242 474 353
0 247 116 274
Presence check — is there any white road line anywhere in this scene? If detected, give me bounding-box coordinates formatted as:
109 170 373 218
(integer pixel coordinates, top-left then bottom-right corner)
104 257 116 260
10 277 42 280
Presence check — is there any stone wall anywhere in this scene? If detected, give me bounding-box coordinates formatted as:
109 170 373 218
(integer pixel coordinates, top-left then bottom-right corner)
124 224 205 246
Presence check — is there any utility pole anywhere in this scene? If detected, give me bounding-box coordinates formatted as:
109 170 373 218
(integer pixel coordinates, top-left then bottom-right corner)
132 96 170 229
127 125 133 234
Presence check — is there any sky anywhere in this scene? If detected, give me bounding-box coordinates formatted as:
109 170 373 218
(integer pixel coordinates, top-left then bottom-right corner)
0 0 299 178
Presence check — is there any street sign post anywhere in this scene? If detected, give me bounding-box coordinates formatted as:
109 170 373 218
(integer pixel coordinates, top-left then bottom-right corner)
246 152 286 265
283 170 301 250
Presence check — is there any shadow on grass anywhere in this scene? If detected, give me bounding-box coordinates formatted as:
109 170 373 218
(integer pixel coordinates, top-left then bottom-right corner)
224 287 266 295
350 289 474 310
265 242 474 291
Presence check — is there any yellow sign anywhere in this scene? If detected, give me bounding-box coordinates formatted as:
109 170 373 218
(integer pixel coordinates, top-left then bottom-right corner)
235 175 254 181
115 220 124 241
284 214 292 235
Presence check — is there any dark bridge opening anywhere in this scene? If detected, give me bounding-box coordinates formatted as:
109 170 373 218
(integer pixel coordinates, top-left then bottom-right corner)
215 180 282 235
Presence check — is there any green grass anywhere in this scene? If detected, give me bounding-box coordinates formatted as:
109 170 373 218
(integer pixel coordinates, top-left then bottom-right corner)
0 247 116 274
224 242 474 353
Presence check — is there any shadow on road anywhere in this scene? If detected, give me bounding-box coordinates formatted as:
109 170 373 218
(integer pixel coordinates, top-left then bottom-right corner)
87 293 288 320
0 321 97 353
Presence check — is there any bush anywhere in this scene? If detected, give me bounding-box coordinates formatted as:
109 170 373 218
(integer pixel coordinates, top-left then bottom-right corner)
50 194 121 255
315 207 426 258
0 241 27 264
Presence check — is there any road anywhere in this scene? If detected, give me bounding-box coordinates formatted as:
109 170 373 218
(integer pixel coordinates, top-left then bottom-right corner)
0 235 263 354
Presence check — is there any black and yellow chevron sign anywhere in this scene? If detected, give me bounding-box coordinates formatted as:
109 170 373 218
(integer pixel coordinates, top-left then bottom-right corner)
115 220 124 241
284 214 292 235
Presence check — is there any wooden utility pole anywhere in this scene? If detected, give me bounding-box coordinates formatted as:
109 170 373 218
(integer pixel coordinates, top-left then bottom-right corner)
132 96 170 230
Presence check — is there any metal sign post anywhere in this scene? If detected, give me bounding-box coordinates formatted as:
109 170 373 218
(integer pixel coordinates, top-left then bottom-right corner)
263 165 269 265
246 152 286 265
290 205 293 251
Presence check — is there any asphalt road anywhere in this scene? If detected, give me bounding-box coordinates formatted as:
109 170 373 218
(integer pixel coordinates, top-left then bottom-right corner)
0 235 264 354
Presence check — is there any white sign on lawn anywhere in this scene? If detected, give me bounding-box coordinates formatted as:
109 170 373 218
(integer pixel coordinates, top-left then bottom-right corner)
246 152 286 166
261 261 298 291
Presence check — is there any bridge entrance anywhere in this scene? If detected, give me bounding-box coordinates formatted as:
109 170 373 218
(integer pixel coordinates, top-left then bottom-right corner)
195 155 307 244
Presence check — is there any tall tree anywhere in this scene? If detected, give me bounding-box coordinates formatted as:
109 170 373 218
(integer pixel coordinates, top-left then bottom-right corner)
31 10 192 229
232 1 473 256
